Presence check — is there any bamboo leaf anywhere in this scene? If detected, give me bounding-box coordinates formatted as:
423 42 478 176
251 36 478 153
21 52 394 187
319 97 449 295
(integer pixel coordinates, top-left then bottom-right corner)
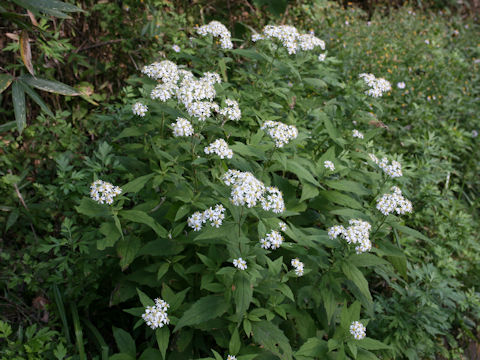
0 74 13 94
20 74 80 96
12 81 26 133
18 81 54 117
20 31 34 76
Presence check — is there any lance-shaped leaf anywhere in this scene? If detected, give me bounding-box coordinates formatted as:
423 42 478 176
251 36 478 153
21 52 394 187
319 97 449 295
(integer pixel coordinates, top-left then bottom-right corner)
20 31 34 76
12 0 83 19
173 295 229 332
20 74 79 96
18 80 54 117
0 74 13 94
12 81 26 134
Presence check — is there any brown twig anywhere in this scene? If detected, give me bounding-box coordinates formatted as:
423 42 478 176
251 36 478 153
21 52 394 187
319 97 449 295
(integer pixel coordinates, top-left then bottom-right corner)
75 39 124 53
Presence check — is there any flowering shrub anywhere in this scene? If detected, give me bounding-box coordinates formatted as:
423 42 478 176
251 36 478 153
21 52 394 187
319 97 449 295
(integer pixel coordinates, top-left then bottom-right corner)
76 19 423 360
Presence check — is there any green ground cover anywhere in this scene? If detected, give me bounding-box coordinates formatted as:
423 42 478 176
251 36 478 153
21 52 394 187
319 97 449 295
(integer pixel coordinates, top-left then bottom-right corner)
0 1 479 359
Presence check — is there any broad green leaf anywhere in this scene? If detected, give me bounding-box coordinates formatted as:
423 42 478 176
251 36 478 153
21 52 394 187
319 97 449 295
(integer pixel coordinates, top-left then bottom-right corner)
136 288 154 307
120 210 167 237
139 349 162 360
356 338 391 350
98 222 121 250
20 74 79 96
117 237 141 270
112 327 136 358
229 328 241 355
234 272 253 319
157 263 169 280
114 126 144 140
324 180 371 196
295 337 328 357
322 290 336 325
174 204 191 221
300 183 319 202
12 81 26 134
0 74 13 94
348 253 389 267
122 173 154 194
231 48 266 61
156 327 170 359
18 81 54 117
389 222 430 242
286 159 319 186
304 77 327 90
320 191 363 210
0 121 17 133
174 295 229 332
75 198 111 218
342 262 372 304
252 321 292 360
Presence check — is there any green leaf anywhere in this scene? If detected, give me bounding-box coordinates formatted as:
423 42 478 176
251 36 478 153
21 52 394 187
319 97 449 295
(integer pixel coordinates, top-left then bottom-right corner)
341 262 372 304
295 337 328 357
139 349 162 360
285 159 319 186
324 180 371 196
116 237 141 270
348 254 389 267
304 78 327 90
20 74 79 96
389 223 430 242
300 183 319 202
231 48 266 61
156 327 170 359
120 210 167 237
322 290 336 325
98 222 121 250
18 81 54 117
12 81 26 134
114 126 144 140
174 204 191 222
112 327 136 358
122 174 154 194
136 288 154 307
356 338 391 350
108 354 134 360
0 121 17 133
157 263 169 281
229 328 241 355
174 295 229 332
234 272 253 320
75 198 111 218
252 321 292 360
320 191 363 210
0 74 13 94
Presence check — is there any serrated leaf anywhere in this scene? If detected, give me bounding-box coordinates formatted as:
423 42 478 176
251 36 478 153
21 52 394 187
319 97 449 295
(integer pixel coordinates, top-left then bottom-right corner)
120 210 167 237
20 74 79 96
20 30 34 76
342 262 372 304
252 321 292 360
234 272 252 320
295 337 328 357
112 327 136 358
136 288 154 307
174 295 229 332
122 173 154 194
117 237 141 270
156 327 170 359
12 81 26 134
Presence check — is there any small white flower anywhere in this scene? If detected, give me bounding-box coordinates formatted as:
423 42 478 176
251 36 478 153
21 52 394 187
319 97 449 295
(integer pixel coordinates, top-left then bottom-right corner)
472 130 478 138
90 180 122 205
188 205 226 231
291 258 304 277
318 53 326 62
132 102 148 117
329 220 371 254
352 129 364 139
204 139 233 159
227 355 237 360
142 297 170 330
172 117 194 137
425 39 430 44
233 258 247 270
359 73 391 98
278 221 287 232
259 230 284 250
219 99 241 121
376 187 413 216
350 321 366 340
172 44 181 53
196 21 233 49
324 160 335 171
261 120 298 148
397 82 406 89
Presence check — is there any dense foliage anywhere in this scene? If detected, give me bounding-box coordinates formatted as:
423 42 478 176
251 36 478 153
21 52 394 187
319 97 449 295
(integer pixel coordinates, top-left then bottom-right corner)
0 1 479 360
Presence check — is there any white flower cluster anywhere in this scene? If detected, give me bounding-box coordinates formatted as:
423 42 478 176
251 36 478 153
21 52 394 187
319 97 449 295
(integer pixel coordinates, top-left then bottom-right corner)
172 117 194 137
352 129 364 139
142 60 238 123
260 230 284 250
261 186 286 213
261 121 298 148
252 25 325 55
204 139 233 159
359 73 392 98
324 160 335 171
196 21 233 49
328 219 372 254
219 99 242 121
291 258 304 277
318 53 326 61
142 298 170 330
90 180 122 205
350 321 366 340
376 186 413 216
369 154 403 178
132 102 148 117
222 170 286 213
233 258 247 270
187 204 226 231
279 221 287 232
